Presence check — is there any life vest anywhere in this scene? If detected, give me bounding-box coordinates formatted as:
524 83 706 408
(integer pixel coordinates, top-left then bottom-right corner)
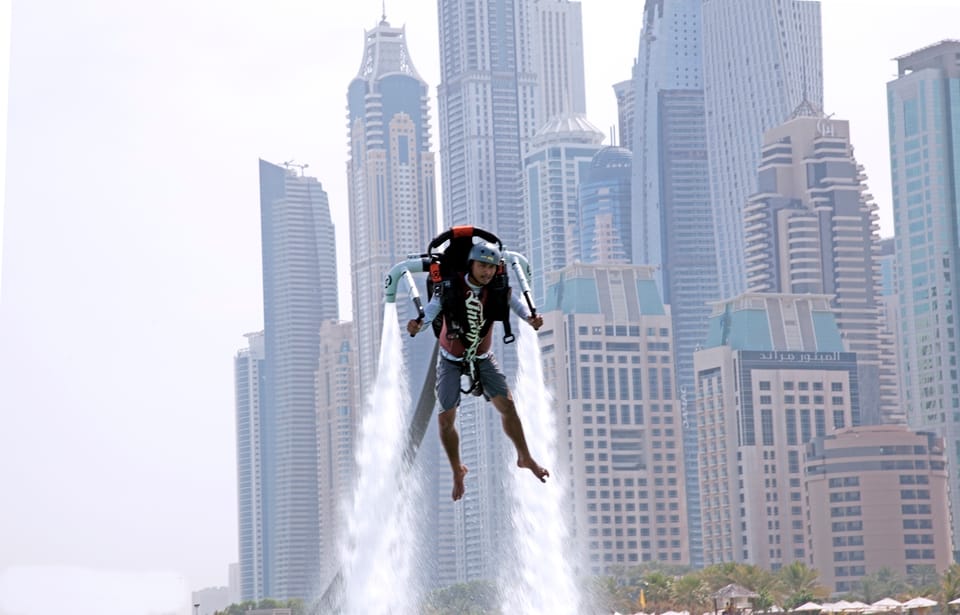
437 274 513 359
425 226 515 349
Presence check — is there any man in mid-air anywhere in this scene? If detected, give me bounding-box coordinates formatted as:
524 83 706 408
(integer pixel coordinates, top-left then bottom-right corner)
407 241 549 501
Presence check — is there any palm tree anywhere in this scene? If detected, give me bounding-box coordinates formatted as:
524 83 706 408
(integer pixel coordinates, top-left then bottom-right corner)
938 564 960 610
700 563 744 590
908 565 940 596
645 570 676 614
673 573 711 615
592 574 637 614
778 561 829 609
859 567 909 603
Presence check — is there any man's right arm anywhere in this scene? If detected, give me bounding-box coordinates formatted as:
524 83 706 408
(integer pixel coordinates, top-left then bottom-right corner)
408 294 442 336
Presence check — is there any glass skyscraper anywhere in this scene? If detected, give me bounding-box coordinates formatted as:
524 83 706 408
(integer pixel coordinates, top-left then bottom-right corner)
887 40 960 556
437 0 539 255
702 0 823 300
630 0 717 567
524 113 605 303
253 159 338 600
235 331 264 602
344 15 440 589
347 17 437 398
435 0 586 585
579 145 632 266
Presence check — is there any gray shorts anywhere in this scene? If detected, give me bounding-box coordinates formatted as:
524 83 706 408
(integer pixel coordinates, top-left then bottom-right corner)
436 354 509 411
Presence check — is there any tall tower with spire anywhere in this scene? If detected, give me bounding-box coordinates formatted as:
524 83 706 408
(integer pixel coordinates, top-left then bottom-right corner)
347 15 437 398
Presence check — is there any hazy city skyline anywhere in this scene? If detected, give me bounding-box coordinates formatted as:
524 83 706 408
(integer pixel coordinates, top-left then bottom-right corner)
2 1 960 612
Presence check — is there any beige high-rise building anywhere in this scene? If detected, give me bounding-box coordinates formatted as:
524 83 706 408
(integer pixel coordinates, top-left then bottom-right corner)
540 262 688 575
743 107 900 425
695 293 859 569
315 320 357 589
806 425 953 593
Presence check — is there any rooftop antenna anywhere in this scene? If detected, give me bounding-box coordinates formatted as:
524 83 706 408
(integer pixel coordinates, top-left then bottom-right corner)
282 160 309 176
382 0 386 22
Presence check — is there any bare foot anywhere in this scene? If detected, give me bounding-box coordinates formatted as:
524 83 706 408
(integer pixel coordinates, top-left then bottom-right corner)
517 457 549 483
452 464 468 501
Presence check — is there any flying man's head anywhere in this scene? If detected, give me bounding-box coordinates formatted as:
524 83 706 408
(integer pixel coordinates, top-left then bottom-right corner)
468 241 501 266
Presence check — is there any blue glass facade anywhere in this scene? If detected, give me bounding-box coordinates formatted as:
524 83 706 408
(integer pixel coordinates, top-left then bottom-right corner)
630 0 716 567
579 146 632 266
346 19 437 401
888 40 960 555
235 336 264 601
253 159 338 600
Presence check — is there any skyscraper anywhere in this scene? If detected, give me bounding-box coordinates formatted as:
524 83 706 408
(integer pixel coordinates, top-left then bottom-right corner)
532 0 586 123
435 0 586 584
877 238 904 412
345 15 441 590
579 145 632 265
541 263 689 574
315 320 356 589
887 39 960 556
695 293 859 568
743 109 900 425
524 113 604 303
256 159 338 600
806 426 953 593
437 0 539 254
235 332 264 602
630 0 717 566
347 17 437 397
702 0 823 299
613 79 634 152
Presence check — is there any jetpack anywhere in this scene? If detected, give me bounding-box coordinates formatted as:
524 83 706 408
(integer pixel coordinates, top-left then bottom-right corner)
384 225 537 339
313 226 537 613
383 225 537 451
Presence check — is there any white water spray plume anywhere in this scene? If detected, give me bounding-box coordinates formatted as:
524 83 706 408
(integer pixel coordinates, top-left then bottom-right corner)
502 321 581 613
340 303 423 615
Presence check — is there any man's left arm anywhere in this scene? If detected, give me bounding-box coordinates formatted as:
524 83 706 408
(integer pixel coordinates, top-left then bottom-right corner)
508 291 543 331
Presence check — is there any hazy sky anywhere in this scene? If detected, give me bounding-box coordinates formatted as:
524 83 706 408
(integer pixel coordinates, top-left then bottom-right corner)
1 1 958 612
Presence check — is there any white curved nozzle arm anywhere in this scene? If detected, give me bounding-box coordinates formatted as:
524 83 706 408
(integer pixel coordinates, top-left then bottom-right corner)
503 250 537 316
383 257 431 319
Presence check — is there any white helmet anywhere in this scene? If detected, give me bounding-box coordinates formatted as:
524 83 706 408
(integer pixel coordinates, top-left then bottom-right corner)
468 241 501 265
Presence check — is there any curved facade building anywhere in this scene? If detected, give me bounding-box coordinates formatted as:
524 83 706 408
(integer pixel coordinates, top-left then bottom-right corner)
255 159 339 600
806 426 952 593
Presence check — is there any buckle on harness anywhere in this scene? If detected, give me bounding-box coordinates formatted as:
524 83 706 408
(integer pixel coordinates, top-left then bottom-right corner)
459 360 484 397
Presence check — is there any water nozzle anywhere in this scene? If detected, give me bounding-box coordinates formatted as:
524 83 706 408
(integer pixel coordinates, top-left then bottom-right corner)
504 250 537 317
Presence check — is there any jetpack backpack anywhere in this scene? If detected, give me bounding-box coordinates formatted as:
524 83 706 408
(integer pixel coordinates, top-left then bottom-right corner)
425 226 515 345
